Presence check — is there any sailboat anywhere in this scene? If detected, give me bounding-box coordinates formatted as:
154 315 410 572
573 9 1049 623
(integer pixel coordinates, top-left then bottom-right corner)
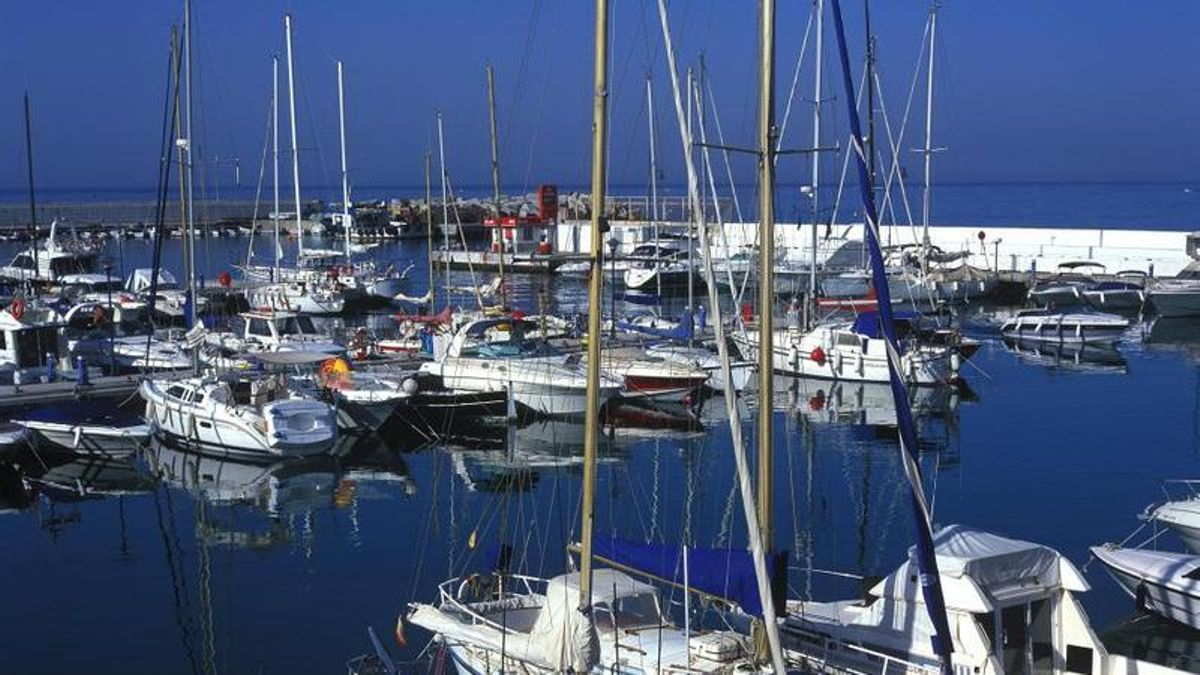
399 2 778 672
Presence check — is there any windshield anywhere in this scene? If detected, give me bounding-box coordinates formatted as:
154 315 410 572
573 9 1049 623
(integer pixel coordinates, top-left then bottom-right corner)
594 592 662 632
279 316 317 335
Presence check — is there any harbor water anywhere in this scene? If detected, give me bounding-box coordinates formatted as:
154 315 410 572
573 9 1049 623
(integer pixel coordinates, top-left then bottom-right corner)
0 188 1199 672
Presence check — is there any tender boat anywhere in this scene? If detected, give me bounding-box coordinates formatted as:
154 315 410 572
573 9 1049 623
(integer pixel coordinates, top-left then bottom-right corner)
782 525 1173 674
419 317 622 417
140 373 338 461
11 402 149 457
1091 545 1200 631
999 308 1130 343
733 311 965 386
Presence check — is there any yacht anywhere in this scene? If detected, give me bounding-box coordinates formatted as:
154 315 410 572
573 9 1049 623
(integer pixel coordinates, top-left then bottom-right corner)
419 317 622 417
0 220 101 285
1091 545 1200 631
57 273 146 321
1081 273 1147 312
999 309 1130 344
623 246 701 291
733 311 966 386
0 298 62 384
59 301 191 372
1149 275 1200 318
1143 482 1200 554
1027 261 1106 308
202 310 344 364
781 525 1177 674
243 279 345 315
140 373 338 461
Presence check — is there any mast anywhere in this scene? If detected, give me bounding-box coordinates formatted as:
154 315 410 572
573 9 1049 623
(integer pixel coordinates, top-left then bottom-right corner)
864 0 877 191
920 4 938 263
182 0 197 327
486 64 507 308
425 152 435 310
22 92 38 274
809 0 824 321
284 14 304 259
756 0 777 548
685 67 695 316
436 112 450 300
829 1 955 671
647 77 661 297
578 0 608 611
654 1 787 667
337 60 352 259
272 55 280 277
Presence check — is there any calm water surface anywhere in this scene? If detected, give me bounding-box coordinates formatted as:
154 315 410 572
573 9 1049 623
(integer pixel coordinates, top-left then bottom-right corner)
0 226 1199 673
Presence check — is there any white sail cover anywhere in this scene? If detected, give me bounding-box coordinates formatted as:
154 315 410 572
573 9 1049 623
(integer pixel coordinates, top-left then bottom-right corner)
529 571 612 671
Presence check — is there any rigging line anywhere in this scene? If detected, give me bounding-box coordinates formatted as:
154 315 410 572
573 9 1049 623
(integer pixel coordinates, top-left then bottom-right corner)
502 0 541 160
442 172 485 310
245 95 273 267
704 75 744 224
153 485 203 675
827 62 868 235
776 2 816 158
521 0 562 195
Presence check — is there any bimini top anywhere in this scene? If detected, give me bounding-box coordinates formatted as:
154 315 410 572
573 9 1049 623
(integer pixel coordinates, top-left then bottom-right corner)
850 310 920 339
871 524 1089 613
547 568 656 606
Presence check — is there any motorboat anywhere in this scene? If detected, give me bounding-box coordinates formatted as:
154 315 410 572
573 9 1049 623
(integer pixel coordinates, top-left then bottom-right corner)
645 342 754 393
585 348 709 401
406 568 760 673
733 311 965 386
59 301 191 372
999 308 1129 344
1027 261 1106 308
140 373 338 461
1143 481 1200 554
125 268 208 322
242 250 407 304
202 310 345 364
0 298 62 384
1150 278 1200 318
1082 274 1147 312
243 279 345 315
778 376 960 427
622 241 701 292
781 524 1173 674
57 273 146 321
420 317 622 417
11 402 149 457
0 220 101 285
1091 545 1200 631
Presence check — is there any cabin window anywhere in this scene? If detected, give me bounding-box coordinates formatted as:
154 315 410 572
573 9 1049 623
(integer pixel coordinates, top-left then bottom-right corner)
192 393 205 405
16 328 58 368
12 254 34 270
592 592 661 632
836 332 862 349
0 332 6 350
248 318 271 337
166 385 188 401
981 600 1055 675
51 255 96 276
1065 645 1093 674
280 316 316 335
1184 566 1200 580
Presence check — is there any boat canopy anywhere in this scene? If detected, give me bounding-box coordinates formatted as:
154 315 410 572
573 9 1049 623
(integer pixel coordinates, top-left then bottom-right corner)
126 268 179 293
871 525 1089 613
591 537 787 617
616 309 694 342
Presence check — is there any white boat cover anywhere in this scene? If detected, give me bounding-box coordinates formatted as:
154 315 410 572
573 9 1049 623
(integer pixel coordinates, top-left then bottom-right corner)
126 268 178 293
873 525 1089 613
253 351 335 366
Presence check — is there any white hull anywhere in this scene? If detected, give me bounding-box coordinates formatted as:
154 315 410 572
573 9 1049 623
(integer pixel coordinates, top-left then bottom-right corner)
734 328 956 386
244 284 345 315
18 421 148 457
1093 547 1200 631
1000 313 1129 344
1151 289 1200 318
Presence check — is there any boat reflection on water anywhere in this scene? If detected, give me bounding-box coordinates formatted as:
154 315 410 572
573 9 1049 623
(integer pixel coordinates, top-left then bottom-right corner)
25 453 157 501
1102 613 1200 673
1003 336 1128 373
1146 317 1200 362
446 417 627 493
776 375 966 427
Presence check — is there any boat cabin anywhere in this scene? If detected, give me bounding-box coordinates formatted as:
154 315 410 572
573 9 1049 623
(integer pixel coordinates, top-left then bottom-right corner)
0 303 62 384
0 221 99 283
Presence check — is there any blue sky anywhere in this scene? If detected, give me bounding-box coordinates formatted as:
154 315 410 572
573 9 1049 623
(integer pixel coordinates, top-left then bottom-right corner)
1 1 1197 194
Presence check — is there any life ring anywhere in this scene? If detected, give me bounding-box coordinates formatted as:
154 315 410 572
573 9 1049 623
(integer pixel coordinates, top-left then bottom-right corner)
9 298 26 320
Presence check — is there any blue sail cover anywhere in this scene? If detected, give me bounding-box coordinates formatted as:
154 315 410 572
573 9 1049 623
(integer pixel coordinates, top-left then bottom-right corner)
616 309 694 343
592 537 787 618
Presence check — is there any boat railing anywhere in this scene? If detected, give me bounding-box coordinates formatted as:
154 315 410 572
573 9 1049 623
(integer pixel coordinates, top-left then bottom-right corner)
787 626 945 675
1161 479 1200 502
436 573 547 632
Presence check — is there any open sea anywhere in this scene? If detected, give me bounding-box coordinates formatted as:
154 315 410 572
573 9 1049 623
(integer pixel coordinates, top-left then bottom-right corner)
0 182 1198 673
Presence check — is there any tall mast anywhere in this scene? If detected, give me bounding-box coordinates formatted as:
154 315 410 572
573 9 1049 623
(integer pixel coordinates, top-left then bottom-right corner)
272 56 281 276
436 112 449 299
756 0 777 549
22 92 38 273
864 0 877 191
486 64 506 308
655 1 786 666
809 0 824 318
182 0 197 326
337 60 352 259
920 5 939 259
647 77 661 297
425 152 435 309
685 67 695 315
284 14 304 259
578 0 608 610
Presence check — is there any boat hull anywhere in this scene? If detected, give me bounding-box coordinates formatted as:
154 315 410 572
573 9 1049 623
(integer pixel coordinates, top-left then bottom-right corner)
1151 290 1200 318
19 421 148 457
1093 547 1200 631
